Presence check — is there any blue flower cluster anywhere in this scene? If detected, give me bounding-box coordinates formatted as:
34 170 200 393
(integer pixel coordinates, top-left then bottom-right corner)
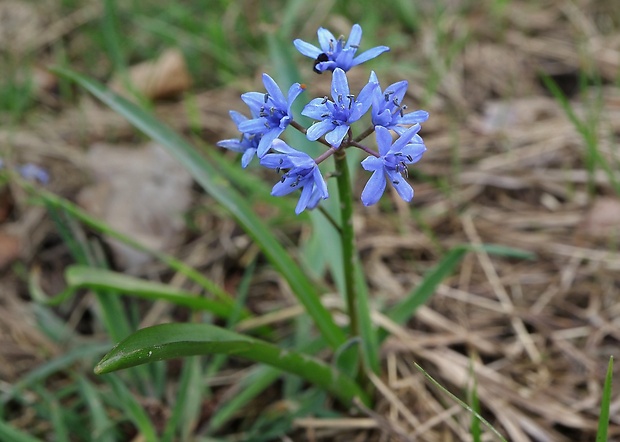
218 24 428 213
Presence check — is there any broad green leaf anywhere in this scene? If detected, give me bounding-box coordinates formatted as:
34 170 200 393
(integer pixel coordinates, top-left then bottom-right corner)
95 323 369 407
52 67 345 350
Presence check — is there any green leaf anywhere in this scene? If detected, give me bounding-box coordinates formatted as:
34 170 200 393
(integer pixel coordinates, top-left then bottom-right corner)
95 323 368 407
383 244 535 339
596 356 614 442
0 421 44 442
52 66 345 350
64 266 244 320
105 375 158 442
385 246 469 328
77 376 116 442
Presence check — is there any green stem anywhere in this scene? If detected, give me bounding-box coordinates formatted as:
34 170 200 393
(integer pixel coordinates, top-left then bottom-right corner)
333 151 359 341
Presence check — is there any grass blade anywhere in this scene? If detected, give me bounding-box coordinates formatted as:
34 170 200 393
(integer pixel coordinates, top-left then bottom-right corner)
105 375 158 442
415 363 507 442
51 66 346 350
596 356 614 442
385 246 469 327
94 323 368 407
0 421 44 442
77 376 116 442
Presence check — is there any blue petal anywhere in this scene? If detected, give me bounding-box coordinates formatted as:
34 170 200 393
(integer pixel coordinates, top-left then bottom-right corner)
375 126 394 157
334 48 355 71
389 80 409 104
238 118 269 134
317 27 337 52
241 148 257 168
315 60 337 72
217 139 245 153
346 24 362 49
361 170 387 206
387 169 413 202
306 185 325 210
391 124 421 152
326 124 349 147
293 39 322 58
301 98 330 119
262 74 286 108
372 109 393 127
306 120 335 141
331 68 350 102
398 110 429 125
351 81 377 119
271 178 298 197
287 83 306 112
229 110 248 128
401 143 427 164
360 156 383 171
257 128 281 157
311 168 329 198
295 183 314 214
270 139 297 155
260 153 291 169
352 46 390 66
241 92 266 114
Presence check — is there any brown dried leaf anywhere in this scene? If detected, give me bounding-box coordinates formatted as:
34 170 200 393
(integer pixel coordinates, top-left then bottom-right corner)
577 197 620 240
77 141 193 269
109 49 192 100
0 232 20 269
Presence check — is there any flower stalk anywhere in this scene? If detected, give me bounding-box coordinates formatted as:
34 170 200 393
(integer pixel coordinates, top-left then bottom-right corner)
334 150 359 342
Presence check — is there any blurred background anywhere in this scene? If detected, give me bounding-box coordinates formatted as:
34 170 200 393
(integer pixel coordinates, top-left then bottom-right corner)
1 0 619 440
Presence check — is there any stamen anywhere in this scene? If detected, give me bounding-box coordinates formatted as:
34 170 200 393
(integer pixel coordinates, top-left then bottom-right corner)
347 94 355 109
264 93 270 103
350 44 359 49
406 155 413 162
321 96 329 104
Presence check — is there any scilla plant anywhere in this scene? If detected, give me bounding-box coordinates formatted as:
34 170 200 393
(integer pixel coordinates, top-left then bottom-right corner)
48 24 491 435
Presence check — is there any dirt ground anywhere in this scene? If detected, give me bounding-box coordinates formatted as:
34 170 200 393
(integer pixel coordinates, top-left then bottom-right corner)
1 0 620 440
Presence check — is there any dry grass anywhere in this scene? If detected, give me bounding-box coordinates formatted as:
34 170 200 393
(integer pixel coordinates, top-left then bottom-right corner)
1 0 620 440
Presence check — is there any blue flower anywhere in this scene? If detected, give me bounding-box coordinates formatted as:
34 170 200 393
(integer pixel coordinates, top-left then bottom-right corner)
294 24 389 73
369 72 429 135
260 139 329 214
217 111 260 168
18 163 50 184
0 159 49 184
237 73 305 158
360 125 426 206
302 68 377 147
